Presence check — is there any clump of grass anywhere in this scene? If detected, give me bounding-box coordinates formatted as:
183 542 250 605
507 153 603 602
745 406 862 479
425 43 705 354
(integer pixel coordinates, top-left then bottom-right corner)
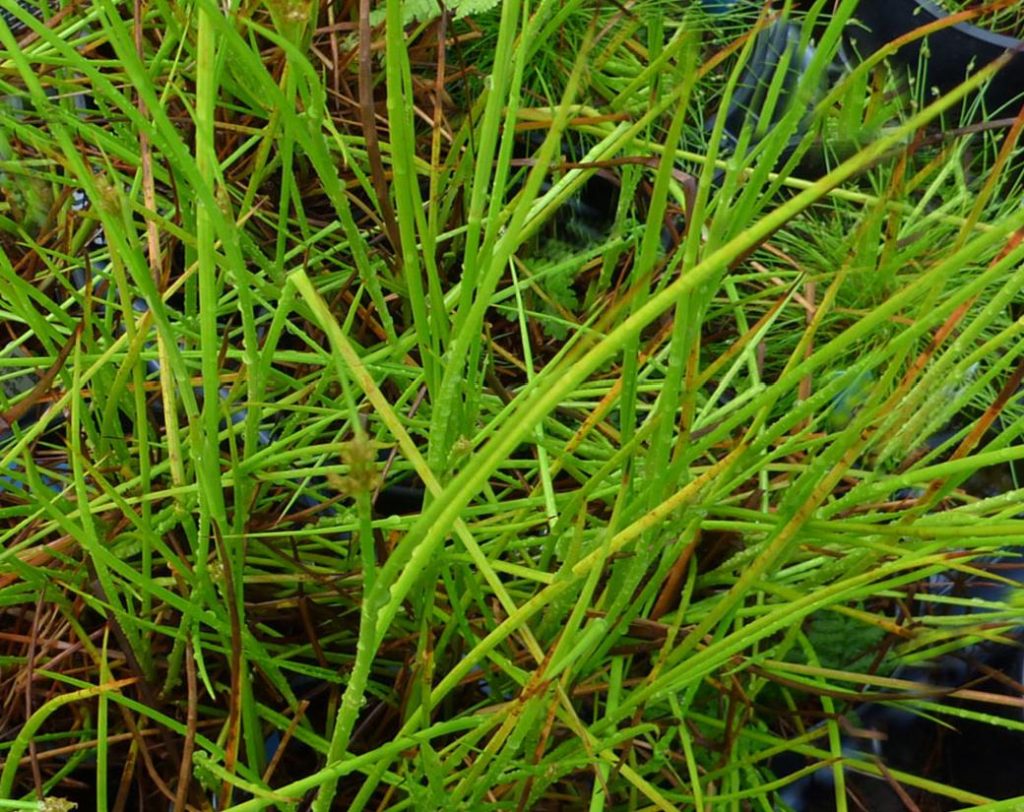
2 0 1024 809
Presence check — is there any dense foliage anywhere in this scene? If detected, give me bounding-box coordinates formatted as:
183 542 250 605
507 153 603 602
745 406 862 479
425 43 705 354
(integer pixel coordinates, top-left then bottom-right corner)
2 0 1024 809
